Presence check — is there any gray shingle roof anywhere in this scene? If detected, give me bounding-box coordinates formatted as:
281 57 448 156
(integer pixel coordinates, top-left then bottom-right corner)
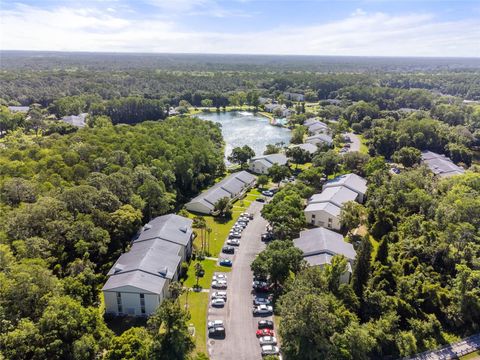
103 270 168 294
304 201 341 217
290 143 318 155
305 134 333 145
294 227 356 261
308 187 358 208
8 106 29 112
421 151 465 177
134 214 193 247
186 171 256 212
251 153 288 166
61 113 88 128
323 173 367 195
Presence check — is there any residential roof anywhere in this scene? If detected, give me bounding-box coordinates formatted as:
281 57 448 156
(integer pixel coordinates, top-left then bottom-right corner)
308 122 329 133
186 171 256 212
304 253 353 272
8 106 29 112
305 133 333 145
103 270 168 294
61 113 88 128
251 153 288 166
323 173 367 195
293 227 356 261
308 186 358 208
134 214 193 247
421 151 465 177
304 201 341 217
290 143 318 155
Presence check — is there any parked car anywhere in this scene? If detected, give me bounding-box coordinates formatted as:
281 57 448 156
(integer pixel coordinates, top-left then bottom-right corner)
222 246 235 254
211 298 226 307
262 190 274 197
209 326 225 337
344 143 351 148
238 216 249 222
212 291 227 300
253 305 273 315
229 232 241 239
236 221 248 227
212 274 227 281
226 238 240 246
258 320 274 329
261 345 280 356
211 280 227 289
208 320 224 329
261 232 274 242
242 212 254 220
256 328 275 337
254 297 272 306
219 259 233 267
259 336 277 346
256 197 266 203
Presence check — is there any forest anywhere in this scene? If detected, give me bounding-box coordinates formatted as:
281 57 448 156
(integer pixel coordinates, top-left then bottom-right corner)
0 117 224 359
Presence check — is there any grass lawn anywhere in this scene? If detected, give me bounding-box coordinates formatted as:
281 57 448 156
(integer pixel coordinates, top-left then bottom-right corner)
182 258 231 289
293 162 312 171
189 187 261 257
180 291 209 355
460 351 480 360
357 134 369 154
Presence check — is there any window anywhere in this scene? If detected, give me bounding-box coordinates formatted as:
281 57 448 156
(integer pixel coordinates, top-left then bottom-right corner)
328 218 332 223
140 293 146 314
116 292 123 314
311 214 316 219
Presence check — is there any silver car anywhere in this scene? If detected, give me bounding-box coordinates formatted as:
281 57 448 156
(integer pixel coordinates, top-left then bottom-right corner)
259 336 277 346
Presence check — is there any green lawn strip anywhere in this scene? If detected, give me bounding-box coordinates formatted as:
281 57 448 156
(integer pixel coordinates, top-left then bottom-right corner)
183 258 231 289
357 134 369 154
180 291 209 355
369 235 379 260
459 350 480 359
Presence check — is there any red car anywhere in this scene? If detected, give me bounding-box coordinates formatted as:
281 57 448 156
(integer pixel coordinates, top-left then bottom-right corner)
256 329 275 337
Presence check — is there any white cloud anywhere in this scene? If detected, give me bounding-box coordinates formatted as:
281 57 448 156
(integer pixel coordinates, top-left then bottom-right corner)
1 3 479 57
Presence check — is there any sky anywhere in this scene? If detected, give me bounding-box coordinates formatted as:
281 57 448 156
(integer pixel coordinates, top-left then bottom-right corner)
0 0 479 57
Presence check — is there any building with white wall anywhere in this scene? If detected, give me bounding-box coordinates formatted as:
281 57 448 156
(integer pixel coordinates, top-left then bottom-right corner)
103 214 193 317
248 153 288 174
294 227 356 283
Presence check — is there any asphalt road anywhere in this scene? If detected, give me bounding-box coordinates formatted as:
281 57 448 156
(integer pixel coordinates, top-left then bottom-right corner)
345 132 361 152
208 200 270 360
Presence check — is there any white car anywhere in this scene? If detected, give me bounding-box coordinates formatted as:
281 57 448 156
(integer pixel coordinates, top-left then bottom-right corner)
212 291 227 300
211 280 227 289
261 345 280 356
213 274 227 281
227 238 240 246
253 305 273 315
208 320 224 329
259 336 277 346
211 298 226 307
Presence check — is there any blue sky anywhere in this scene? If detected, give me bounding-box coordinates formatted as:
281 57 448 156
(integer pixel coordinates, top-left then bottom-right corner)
1 0 479 57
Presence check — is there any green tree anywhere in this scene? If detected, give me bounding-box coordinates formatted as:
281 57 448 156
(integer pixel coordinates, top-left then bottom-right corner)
256 174 269 188
351 236 372 299
105 327 151 360
312 150 340 176
392 147 421 167
147 300 195 360
268 164 291 185
227 145 255 168
251 240 304 287
213 197 232 218
340 201 366 235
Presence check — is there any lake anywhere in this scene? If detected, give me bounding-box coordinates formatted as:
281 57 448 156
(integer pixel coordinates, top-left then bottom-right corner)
197 111 291 161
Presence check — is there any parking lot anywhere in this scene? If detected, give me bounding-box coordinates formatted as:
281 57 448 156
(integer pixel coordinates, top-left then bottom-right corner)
208 200 276 360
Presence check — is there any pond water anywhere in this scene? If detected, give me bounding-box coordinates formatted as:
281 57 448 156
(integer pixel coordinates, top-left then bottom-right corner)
197 111 291 161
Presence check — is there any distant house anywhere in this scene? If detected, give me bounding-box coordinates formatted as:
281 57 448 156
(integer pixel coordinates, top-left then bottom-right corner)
323 99 342 106
284 92 305 102
249 153 288 174
258 97 271 105
289 143 318 155
323 173 367 203
304 186 359 230
264 103 292 118
8 106 29 113
421 151 465 178
293 227 356 283
185 171 256 214
304 119 329 135
305 133 333 147
102 214 193 317
61 113 88 128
